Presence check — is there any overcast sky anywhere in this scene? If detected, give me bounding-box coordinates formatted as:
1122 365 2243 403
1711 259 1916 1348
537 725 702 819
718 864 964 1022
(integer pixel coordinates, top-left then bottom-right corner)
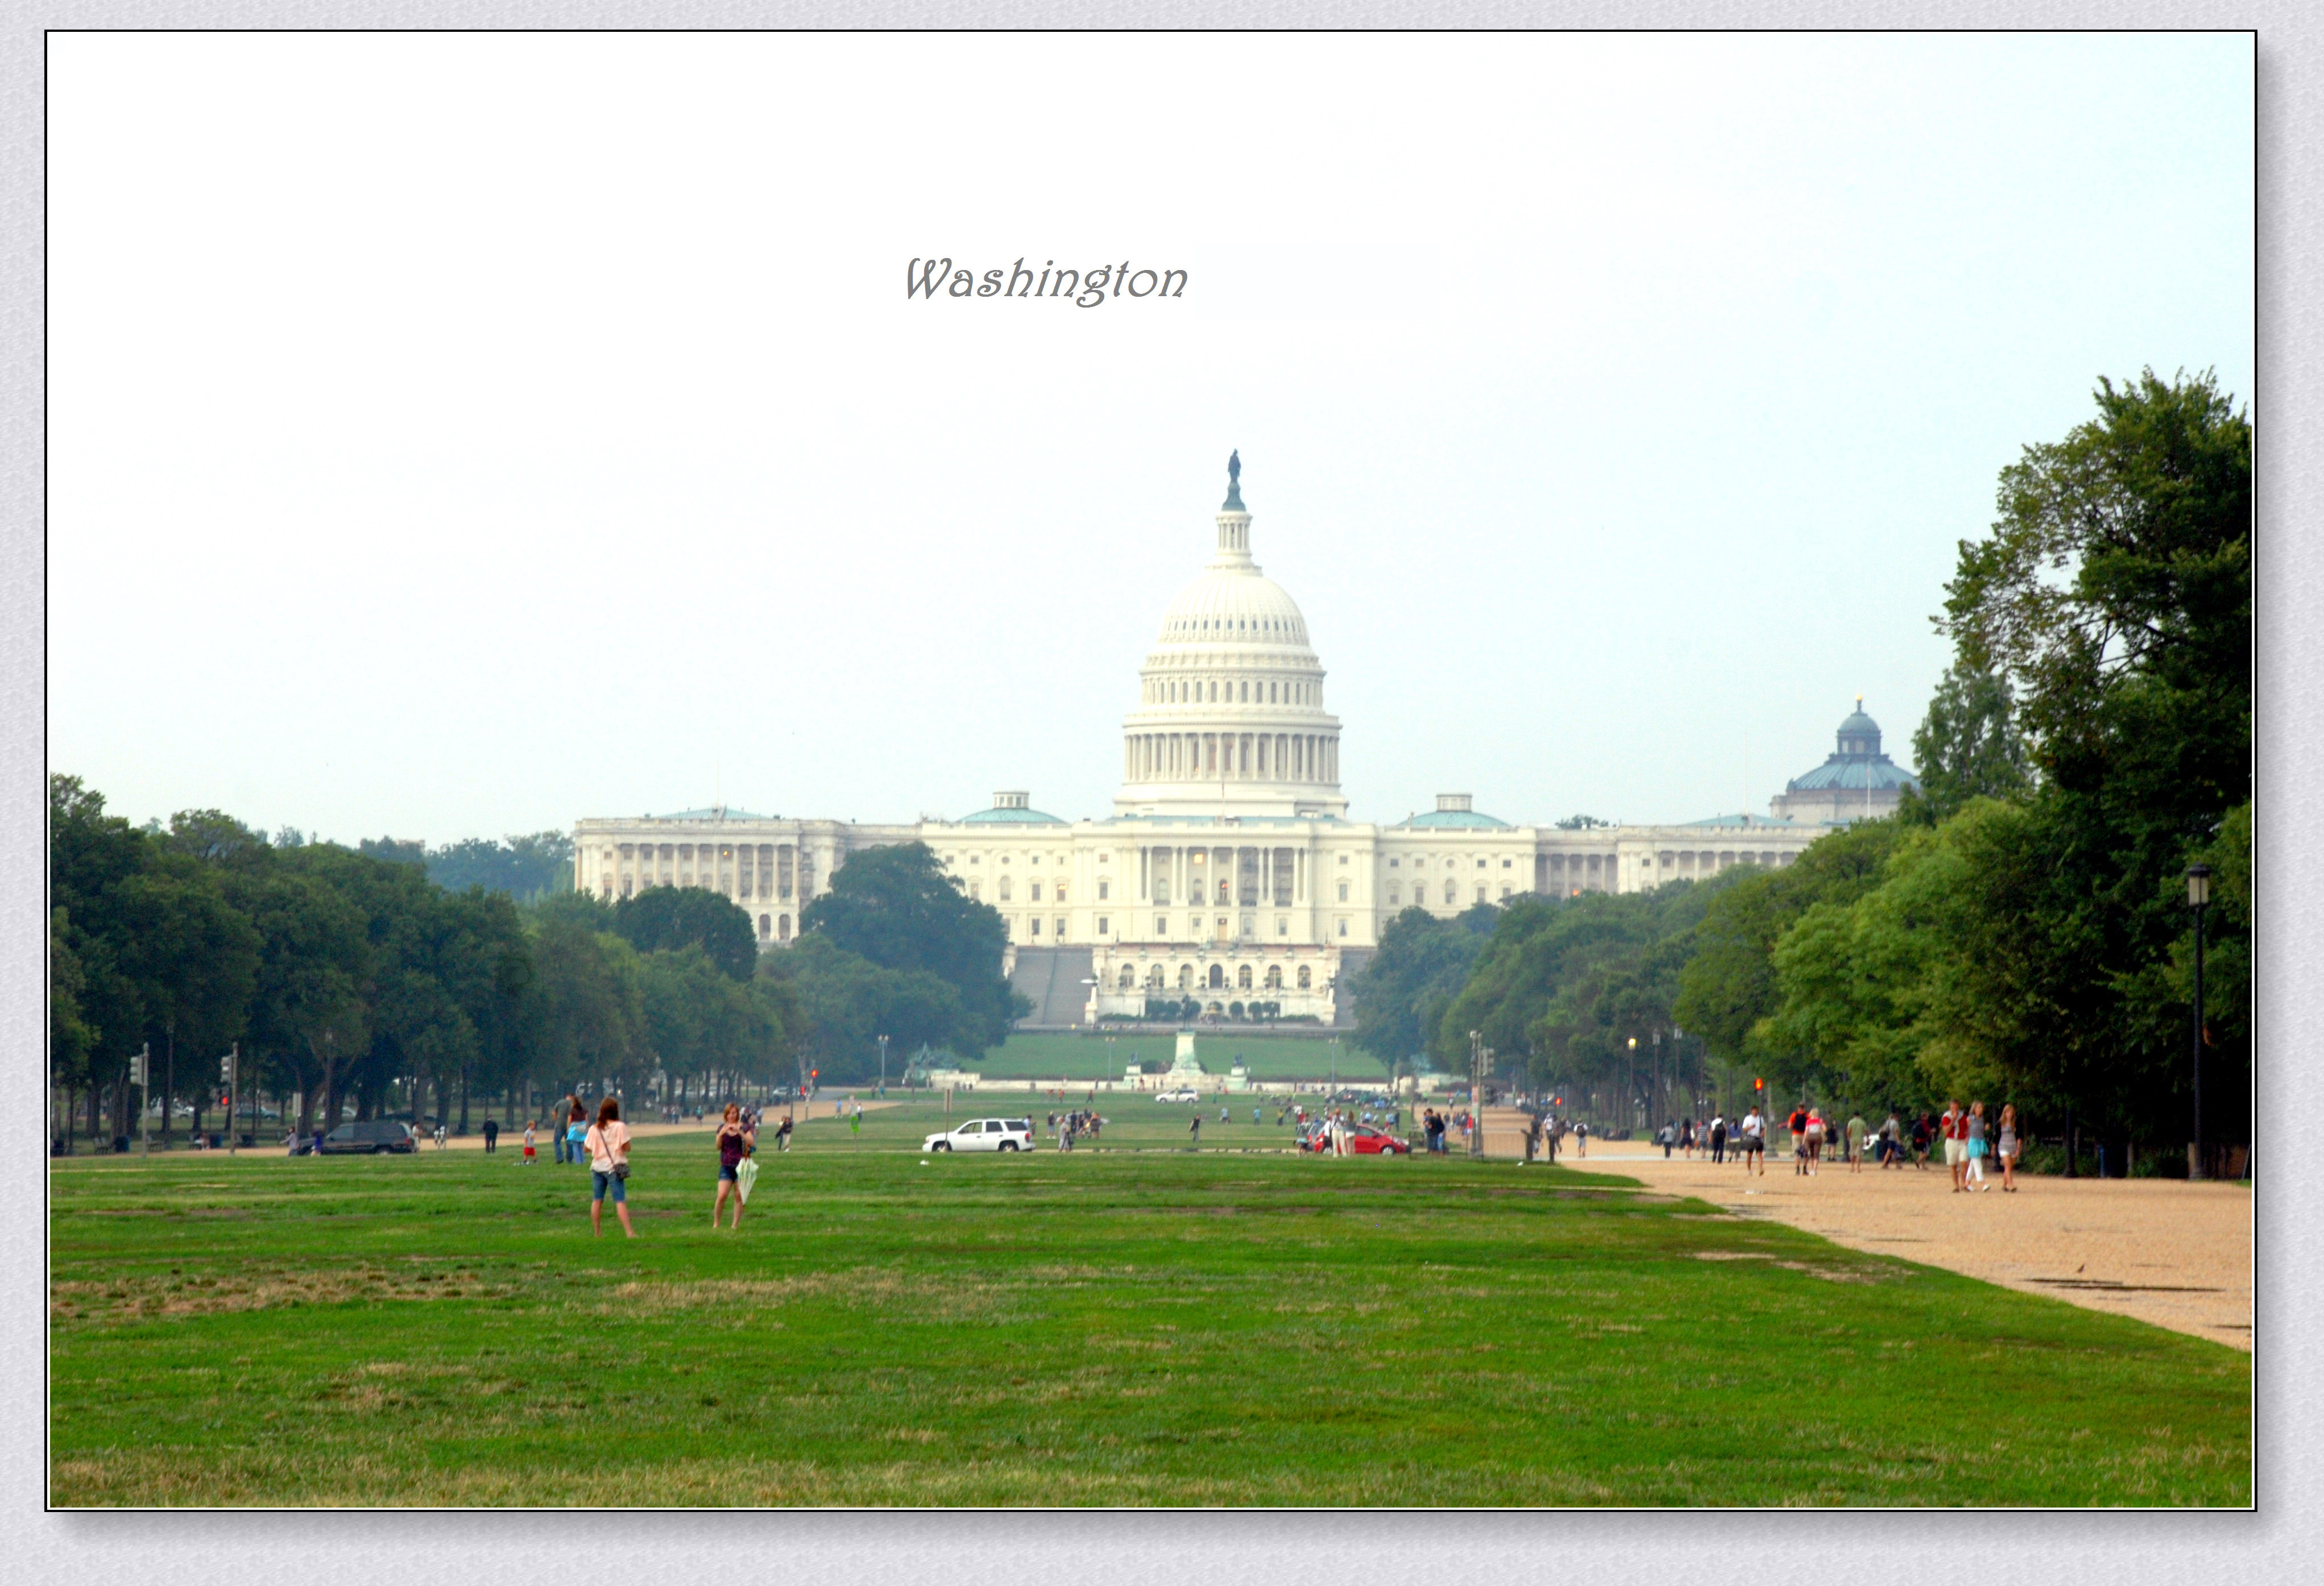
48 32 2253 844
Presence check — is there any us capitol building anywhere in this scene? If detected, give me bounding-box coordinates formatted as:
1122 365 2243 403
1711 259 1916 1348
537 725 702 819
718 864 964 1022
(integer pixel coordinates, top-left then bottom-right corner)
573 458 1917 1028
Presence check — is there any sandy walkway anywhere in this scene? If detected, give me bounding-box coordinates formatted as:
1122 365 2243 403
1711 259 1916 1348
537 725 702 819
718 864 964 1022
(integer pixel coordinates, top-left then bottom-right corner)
1555 1139 2252 1351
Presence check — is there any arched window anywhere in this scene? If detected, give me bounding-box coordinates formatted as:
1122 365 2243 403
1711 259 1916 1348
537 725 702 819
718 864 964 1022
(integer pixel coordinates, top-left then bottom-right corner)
1178 964 1194 989
1444 880 1457 904
1265 965 1282 989
1118 965 1135 990
778 914 792 942
1297 965 1312 989
1237 964 1252 989
1208 964 1225 989
758 914 770 940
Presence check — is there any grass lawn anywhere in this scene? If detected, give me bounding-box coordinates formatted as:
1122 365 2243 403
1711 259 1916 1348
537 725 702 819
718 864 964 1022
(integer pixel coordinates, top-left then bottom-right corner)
967 1030 1392 1082
49 1116 2250 1506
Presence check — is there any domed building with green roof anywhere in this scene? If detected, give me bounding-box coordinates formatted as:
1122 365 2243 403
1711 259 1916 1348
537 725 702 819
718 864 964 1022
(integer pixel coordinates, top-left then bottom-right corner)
1767 699 1920 824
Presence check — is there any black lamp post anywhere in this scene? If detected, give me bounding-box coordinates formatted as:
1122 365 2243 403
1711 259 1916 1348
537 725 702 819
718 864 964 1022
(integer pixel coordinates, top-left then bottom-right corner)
2185 863 2212 1181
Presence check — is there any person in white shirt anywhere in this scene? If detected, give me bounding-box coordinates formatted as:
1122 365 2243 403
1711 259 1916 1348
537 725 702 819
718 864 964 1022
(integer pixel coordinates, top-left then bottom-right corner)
584 1098 636 1239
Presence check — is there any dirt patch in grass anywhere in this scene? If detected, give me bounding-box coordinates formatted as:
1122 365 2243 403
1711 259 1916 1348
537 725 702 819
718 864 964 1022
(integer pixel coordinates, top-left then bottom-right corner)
51 1261 515 1323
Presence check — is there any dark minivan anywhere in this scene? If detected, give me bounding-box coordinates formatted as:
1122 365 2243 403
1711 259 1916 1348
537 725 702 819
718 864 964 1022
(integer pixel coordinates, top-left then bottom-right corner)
319 1120 419 1155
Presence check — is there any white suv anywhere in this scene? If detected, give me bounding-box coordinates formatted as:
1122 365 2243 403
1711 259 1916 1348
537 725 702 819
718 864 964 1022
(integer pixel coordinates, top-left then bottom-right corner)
922 1118 1036 1153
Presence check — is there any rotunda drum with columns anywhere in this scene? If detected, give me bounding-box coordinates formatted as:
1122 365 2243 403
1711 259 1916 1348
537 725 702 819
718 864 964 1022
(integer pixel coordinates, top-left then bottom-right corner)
1116 460 1345 819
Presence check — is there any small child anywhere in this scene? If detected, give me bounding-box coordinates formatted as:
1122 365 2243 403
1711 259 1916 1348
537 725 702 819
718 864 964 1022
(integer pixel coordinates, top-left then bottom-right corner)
521 1121 537 1164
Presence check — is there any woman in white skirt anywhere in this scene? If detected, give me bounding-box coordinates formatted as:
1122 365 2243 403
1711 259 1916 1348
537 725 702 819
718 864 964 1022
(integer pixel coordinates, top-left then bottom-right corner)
1963 1101 1990 1190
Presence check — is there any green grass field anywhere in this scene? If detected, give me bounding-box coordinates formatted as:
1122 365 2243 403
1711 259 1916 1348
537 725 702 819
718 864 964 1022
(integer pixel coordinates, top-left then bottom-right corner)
962 1031 1393 1082
49 1103 2250 1506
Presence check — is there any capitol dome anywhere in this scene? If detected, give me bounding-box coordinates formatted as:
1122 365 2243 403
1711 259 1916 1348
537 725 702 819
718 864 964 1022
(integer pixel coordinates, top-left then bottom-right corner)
1115 456 1347 819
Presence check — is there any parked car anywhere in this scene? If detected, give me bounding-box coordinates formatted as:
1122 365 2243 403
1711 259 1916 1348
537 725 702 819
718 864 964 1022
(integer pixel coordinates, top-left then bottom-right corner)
921 1118 1036 1153
318 1120 419 1155
1151 1089 1200 1103
1304 1123 1411 1156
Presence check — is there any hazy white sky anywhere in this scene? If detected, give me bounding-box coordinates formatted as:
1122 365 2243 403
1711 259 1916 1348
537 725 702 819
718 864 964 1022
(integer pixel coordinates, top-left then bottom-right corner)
47 32 2253 842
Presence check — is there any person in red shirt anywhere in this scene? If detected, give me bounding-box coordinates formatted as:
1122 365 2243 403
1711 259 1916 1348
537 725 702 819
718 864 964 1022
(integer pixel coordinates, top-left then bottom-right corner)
1787 1106 1810 1175
1940 1100 1968 1191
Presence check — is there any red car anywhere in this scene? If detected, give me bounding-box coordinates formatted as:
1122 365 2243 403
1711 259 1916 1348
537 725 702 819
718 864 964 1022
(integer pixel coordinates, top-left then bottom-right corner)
1306 1124 1411 1155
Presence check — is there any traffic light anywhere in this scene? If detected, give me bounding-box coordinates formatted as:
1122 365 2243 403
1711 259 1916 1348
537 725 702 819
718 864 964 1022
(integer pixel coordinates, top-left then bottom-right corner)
1754 1077 1765 1093
130 1049 148 1087
221 1055 234 1082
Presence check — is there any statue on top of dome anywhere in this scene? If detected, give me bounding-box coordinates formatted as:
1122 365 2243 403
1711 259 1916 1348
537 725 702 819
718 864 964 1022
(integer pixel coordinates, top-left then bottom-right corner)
1223 449 1245 511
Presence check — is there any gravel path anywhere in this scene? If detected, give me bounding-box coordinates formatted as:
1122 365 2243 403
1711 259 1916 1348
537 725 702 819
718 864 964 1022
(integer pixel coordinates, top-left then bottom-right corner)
1559 1139 2252 1350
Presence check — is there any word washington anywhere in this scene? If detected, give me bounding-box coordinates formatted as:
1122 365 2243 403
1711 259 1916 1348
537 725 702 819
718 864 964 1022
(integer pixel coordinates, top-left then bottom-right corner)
906 258 1188 306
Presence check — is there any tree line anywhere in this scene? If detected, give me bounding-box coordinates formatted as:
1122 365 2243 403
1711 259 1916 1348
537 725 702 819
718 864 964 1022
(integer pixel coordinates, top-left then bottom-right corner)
1353 370 2251 1168
51 784 1024 1149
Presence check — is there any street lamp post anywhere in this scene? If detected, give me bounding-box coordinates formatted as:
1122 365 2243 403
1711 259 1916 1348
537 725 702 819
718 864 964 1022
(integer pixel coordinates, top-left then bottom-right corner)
1468 1030 1484 1157
2186 863 2212 1181
877 1033 889 1097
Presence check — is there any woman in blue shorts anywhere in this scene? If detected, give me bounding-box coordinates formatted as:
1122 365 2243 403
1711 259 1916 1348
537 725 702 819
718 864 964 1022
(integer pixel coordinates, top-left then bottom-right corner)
584 1097 635 1238
712 1103 755 1230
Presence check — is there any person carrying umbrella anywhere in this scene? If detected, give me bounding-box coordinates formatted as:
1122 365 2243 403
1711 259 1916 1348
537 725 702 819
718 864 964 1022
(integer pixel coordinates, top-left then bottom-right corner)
712 1103 755 1230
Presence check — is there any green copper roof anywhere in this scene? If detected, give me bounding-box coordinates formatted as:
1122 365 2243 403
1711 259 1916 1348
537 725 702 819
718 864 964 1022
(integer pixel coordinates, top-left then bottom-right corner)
959 804 1067 824
1396 809 1511 829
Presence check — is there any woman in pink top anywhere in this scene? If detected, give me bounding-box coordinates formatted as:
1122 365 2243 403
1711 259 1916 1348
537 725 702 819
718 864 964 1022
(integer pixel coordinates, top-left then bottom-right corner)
585 1098 635 1239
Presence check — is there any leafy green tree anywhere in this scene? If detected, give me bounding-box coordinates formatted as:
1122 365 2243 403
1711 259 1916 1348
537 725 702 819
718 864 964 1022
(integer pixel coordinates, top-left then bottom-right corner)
801 842 1020 1057
1349 904 1499 1064
613 887 759 981
232 863 371 1136
427 832 573 901
763 933 966 1085
113 852 261 1140
1932 367 2250 1151
522 912 644 1098
1901 663 2031 825
1673 821 1901 1091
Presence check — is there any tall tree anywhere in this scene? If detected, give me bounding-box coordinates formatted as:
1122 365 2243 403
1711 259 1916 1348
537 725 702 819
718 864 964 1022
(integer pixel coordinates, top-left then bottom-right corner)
1350 903 1500 1064
1902 663 2031 825
801 842 1020 1057
612 887 759 981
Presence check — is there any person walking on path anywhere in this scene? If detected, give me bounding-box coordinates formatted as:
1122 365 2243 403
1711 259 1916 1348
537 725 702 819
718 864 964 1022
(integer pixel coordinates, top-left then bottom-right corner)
1941 1101 1968 1190
1709 1113 1727 1165
1189 1114 1200 1150
585 1098 635 1238
1878 1112 1900 1169
521 1120 537 1164
1845 1113 1866 1173
1787 1106 1809 1174
712 1103 755 1229
1910 1112 1932 1169
1964 1102 1991 1190
483 1117 499 1155
1996 1104 2021 1192
1574 1120 1588 1159
1739 1107 1766 1175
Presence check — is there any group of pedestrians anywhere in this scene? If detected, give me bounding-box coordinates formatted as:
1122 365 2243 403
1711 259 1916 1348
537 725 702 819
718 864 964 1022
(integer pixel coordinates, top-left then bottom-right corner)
1046 1108 1103 1149
1935 1099 2020 1191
